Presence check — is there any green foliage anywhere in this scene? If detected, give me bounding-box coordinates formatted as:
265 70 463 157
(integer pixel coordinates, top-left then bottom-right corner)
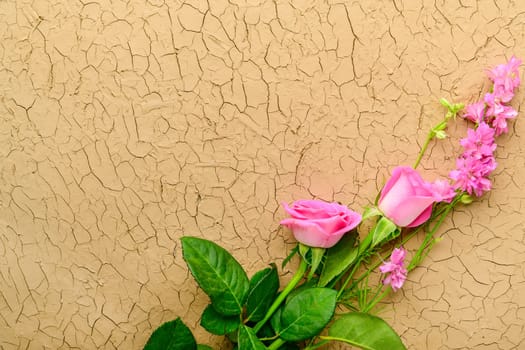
144 318 196 350
371 217 398 248
237 325 267 350
200 304 240 335
181 237 249 316
307 247 325 280
362 207 382 221
197 346 213 350
278 287 337 342
282 245 298 268
270 306 283 334
325 313 406 350
246 264 280 322
318 231 358 287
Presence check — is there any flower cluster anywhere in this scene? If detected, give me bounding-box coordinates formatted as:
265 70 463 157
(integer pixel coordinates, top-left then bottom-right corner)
380 247 407 291
452 57 521 196
449 123 497 196
463 56 521 134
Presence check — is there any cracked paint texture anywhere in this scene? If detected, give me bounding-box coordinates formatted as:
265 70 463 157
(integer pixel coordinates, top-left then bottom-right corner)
0 0 524 349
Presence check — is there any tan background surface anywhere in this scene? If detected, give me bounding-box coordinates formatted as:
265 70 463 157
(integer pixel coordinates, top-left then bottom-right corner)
1 0 524 349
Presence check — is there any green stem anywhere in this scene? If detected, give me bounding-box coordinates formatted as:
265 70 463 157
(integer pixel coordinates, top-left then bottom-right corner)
413 130 434 169
336 256 362 300
253 259 308 333
363 287 391 313
327 224 374 289
267 338 286 350
407 194 462 271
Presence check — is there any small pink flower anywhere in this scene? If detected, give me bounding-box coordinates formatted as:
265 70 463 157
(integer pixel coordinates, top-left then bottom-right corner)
428 179 456 203
492 105 517 136
462 101 485 123
450 123 498 197
380 247 407 291
487 56 521 93
484 93 505 117
280 200 362 248
449 157 496 197
459 122 497 159
492 84 514 103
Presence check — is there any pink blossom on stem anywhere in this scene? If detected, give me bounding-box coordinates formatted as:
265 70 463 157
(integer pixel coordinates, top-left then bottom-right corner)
462 101 486 123
449 157 495 197
492 83 514 103
484 92 505 117
450 122 497 197
428 179 456 203
487 56 522 94
459 122 497 159
492 105 517 136
380 247 407 292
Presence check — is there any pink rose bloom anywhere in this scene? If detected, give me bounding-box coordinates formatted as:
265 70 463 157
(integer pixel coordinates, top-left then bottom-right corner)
280 200 362 248
380 247 407 291
378 166 436 227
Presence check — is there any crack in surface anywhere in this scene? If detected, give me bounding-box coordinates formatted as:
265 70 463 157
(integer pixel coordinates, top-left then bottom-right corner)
1 0 525 349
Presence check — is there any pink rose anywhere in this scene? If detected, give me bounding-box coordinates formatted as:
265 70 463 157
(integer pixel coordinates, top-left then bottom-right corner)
378 166 436 227
280 200 362 248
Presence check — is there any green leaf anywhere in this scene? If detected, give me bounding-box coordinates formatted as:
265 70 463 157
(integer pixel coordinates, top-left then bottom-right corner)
246 265 279 322
371 217 398 248
439 97 452 109
325 313 406 350
279 287 337 342
298 243 309 261
318 231 358 287
181 237 249 316
307 247 325 280
144 318 197 350
285 278 319 302
197 346 213 350
282 245 298 268
200 304 240 335
238 325 267 350
362 207 382 221
270 307 283 333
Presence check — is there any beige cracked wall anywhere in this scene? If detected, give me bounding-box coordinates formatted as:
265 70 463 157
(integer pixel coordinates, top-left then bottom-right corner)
1 0 525 349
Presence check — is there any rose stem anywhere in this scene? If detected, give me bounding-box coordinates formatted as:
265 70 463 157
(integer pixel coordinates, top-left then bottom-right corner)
413 129 434 169
253 259 308 333
267 338 286 350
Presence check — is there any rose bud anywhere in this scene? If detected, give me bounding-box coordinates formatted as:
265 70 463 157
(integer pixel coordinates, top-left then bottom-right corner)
378 166 436 227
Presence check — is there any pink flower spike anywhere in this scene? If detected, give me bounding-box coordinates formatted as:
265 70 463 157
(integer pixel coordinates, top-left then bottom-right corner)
462 101 486 123
380 247 407 292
